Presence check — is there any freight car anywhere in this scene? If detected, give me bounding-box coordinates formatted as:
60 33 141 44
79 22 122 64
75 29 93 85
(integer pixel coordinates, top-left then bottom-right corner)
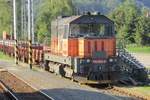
0 40 43 64
43 14 120 84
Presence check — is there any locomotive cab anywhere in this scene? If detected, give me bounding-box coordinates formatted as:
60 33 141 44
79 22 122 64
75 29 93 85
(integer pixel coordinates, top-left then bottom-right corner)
44 14 119 84
70 16 115 38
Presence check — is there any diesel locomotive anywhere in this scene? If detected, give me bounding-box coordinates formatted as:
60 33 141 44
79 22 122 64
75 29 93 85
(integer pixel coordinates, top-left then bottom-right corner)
44 14 119 84
0 13 148 84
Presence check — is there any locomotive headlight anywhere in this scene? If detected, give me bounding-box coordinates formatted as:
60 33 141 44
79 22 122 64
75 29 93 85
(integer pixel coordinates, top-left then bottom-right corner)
99 66 102 70
109 58 113 62
87 59 90 63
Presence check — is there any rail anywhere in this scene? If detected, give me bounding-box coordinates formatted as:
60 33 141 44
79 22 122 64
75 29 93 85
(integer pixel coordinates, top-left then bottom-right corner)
7 71 54 100
0 81 19 100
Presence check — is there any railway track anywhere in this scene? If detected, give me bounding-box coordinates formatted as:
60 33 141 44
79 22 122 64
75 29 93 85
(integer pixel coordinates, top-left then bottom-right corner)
0 81 18 100
0 64 149 100
1 67 148 100
0 70 53 100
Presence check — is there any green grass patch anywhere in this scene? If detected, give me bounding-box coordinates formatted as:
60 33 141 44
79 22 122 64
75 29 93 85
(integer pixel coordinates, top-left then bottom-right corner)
133 86 150 96
0 52 13 61
127 44 150 53
147 67 150 69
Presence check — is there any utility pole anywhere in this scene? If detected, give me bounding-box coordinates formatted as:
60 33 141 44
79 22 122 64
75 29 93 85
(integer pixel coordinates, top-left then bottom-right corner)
27 0 32 69
21 0 27 41
31 0 34 44
13 0 18 64
21 0 24 40
24 0 28 40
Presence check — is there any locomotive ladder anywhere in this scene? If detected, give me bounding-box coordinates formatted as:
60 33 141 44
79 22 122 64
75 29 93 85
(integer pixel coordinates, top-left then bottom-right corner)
117 48 148 85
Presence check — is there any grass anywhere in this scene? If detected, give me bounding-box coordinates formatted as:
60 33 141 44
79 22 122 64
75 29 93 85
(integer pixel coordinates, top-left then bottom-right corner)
0 51 43 73
0 52 13 61
127 44 150 53
131 86 150 96
147 67 150 69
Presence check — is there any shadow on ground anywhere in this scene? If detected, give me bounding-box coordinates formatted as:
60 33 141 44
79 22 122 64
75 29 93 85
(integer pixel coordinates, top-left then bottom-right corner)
40 88 134 100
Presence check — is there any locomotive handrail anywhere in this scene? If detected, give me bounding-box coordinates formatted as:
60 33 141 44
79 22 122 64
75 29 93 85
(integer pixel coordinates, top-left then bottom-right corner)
118 48 145 69
120 54 144 69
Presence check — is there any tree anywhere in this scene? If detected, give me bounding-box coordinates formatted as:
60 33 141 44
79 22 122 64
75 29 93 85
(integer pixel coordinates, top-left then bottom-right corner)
135 15 150 45
109 0 140 44
35 0 73 43
0 0 12 38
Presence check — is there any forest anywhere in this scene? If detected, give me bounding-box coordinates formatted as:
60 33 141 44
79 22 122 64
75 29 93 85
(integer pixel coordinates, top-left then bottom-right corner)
0 0 150 46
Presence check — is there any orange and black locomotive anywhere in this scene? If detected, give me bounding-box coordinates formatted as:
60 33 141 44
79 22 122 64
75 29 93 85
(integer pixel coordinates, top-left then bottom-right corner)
44 13 119 84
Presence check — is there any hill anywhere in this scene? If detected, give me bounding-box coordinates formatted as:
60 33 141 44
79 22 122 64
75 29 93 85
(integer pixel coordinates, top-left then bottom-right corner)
72 0 150 14
137 0 150 8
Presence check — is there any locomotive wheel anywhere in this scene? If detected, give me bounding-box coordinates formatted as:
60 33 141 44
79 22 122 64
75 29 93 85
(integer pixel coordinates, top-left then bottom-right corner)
64 66 73 78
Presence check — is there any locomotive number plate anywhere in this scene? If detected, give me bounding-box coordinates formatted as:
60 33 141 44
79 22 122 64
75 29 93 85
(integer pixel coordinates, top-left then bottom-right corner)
92 59 106 63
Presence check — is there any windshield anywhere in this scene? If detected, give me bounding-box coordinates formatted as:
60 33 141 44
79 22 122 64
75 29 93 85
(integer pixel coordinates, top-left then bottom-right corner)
70 24 113 37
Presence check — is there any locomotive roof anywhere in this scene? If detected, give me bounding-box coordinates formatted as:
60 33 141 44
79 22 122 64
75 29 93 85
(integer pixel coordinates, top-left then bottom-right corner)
52 15 114 25
70 15 114 24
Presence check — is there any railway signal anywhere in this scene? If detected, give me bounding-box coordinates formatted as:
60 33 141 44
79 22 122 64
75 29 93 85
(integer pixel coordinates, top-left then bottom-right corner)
27 0 32 69
13 0 18 64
